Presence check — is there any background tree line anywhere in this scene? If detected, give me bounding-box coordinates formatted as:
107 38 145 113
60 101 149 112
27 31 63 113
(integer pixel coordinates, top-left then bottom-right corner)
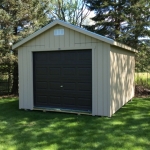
0 0 150 94
84 0 150 73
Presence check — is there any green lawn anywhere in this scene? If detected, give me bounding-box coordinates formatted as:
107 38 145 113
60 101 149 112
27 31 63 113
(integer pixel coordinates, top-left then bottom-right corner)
0 97 150 150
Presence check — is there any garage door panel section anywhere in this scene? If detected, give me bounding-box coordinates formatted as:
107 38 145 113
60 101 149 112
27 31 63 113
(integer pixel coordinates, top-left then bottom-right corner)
78 98 92 108
33 50 92 112
63 82 76 91
62 97 76 107
36 82 48 89
49 67 61 75
35 67 48 74
78 82 92 91
34 76 48 82
48 95 62 106
36 96 47 104
78 68 91 76
34 52 49 65
49 82 62 90
48 52 61 64
62 67 76 76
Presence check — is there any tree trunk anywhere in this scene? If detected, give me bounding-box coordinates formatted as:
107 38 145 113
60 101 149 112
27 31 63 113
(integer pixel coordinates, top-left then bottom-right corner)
11 26 18 95
11 61 18 95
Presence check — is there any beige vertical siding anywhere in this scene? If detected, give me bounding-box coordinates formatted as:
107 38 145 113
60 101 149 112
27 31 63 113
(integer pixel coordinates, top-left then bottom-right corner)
18 49 23 109
92 41 110 116
102 43 110 116
110 46 135 116
18 47 33 110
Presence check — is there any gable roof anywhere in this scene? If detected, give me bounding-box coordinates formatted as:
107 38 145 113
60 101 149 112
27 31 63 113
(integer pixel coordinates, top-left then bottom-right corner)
12 20 137 52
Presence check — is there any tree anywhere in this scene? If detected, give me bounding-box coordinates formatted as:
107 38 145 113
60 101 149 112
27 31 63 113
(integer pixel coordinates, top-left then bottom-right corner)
120 0 150 49
84 0 150 72
47 0 90 27
0 0 90 94
135 41 150 72
84 0 150 48
0 0 50 94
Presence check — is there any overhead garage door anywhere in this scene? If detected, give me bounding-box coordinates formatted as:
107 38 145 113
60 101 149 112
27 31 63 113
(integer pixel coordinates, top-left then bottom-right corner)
33 50 92 112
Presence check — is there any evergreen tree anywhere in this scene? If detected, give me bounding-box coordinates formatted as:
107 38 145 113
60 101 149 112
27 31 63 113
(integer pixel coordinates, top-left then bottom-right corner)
84 0 150 72
0 0 89 94
84 0 150 48
120 0 150 48
0 0 50 94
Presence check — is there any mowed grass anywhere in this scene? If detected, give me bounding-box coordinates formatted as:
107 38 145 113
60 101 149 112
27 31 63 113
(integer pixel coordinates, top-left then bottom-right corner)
135 72 150 86
0 97 150 150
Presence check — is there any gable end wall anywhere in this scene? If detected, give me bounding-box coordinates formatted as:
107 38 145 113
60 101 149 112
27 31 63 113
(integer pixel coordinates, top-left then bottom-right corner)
18 24 111 116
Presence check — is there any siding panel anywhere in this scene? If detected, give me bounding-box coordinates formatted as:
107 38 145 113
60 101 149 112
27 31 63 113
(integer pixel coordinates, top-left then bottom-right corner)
59 35 65 48
38 33 45 49
26 49 30 109
80 34 86 46
74 31 81 46
35 34 45 50
25 38 35 47
97 42 103 116
26 49 33 109
18 49 24 109
110 46 135 116
54 27 60 48
22 47 27 109
64 27 70 47
44 30 50 49
92 46 98 115
69 29 75 47
49 29 55 48
103 43 110 116
85 36 92 47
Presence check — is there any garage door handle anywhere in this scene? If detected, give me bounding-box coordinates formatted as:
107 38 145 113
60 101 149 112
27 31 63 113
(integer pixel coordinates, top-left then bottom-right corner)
60 85 63 88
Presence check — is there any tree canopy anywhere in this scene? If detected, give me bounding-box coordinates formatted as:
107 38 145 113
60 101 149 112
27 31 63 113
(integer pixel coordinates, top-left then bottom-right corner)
46 0 90 27
0 0 50 94
0 0 90 94
0 0 150 94
84 0 150 49
84 0 150 72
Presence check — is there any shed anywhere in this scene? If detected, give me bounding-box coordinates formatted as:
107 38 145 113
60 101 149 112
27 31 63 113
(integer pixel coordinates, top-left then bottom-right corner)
12 20 136 117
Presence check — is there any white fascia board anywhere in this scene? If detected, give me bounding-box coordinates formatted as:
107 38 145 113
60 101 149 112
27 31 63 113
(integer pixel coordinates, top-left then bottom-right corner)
112 41 138 53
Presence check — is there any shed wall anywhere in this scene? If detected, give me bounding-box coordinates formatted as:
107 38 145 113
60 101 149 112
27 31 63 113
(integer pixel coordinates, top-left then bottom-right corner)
18 24 110 116
110 46 135 116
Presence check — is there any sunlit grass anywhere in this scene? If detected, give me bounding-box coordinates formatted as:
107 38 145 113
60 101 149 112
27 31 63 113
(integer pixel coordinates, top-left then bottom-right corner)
0 97 150 150
135 72 150 87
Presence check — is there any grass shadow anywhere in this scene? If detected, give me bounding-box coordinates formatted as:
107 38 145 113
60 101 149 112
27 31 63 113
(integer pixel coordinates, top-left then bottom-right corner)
0 97 150 150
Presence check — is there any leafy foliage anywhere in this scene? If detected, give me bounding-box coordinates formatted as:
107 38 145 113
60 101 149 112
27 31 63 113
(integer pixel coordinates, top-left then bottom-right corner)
135 44 150 72
47 0 90 27
84 0 150 46
0 0 50 94
84 0 150 72
0 0 90 94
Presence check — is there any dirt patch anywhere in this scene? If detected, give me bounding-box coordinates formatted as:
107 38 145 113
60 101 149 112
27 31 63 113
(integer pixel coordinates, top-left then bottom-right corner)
135 85 150 97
